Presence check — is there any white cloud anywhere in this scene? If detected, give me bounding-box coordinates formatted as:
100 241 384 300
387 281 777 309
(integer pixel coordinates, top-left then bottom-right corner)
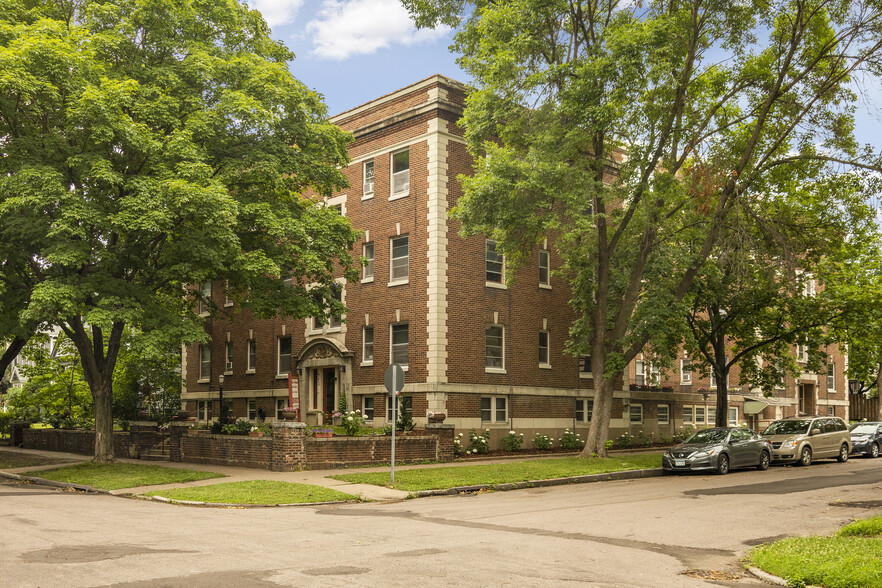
307 0 450 60
247 0 304 28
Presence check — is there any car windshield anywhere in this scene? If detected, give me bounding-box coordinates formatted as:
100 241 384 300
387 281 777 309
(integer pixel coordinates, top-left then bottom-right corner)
685 429 728 444
763 420 811 435
850 424 878 435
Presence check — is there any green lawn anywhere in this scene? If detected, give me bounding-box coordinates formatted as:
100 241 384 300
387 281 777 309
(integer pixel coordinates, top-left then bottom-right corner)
144 480 359 505
329 454 662 491
0 450 72 469
748 516 882 588
32 462 225 490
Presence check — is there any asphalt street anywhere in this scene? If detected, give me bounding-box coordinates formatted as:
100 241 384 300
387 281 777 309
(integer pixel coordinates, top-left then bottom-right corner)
1 456 881 587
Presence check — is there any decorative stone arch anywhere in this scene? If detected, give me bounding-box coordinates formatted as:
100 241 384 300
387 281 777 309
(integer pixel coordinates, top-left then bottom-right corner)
296 339 354 417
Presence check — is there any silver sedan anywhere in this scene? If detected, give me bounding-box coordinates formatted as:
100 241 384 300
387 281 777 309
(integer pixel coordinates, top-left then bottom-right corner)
663 427 772 475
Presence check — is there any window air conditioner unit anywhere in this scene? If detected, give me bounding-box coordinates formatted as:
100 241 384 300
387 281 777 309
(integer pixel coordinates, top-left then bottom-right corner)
225 362 233 371
363 181 374 194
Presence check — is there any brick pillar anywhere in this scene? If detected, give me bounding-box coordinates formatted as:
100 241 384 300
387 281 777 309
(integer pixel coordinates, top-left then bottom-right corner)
10 421 31 447
272 422 307 472
129 421 158 458
168 422 190 463
425 423 455 462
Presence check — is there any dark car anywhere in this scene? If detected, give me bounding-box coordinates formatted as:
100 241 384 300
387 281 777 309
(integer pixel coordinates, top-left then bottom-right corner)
849 422 882 458
663 427 772 475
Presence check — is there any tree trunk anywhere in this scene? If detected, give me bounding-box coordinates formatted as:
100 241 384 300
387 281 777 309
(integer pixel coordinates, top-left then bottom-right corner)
92 377 115 463
875 361 882 423
581 375 616 458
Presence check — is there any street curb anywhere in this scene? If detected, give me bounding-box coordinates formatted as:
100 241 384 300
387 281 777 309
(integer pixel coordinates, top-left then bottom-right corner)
747 567 822 588
136 494 361 508
0 470 109 495
411 467 665 497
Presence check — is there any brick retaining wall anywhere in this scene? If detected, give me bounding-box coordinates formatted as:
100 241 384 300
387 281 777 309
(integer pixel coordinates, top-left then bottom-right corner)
180 433 273 469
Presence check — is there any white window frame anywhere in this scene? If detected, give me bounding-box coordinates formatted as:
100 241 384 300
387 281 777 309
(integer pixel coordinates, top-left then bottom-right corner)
224 280 233 307
390 323 409 369
796 344 809 363
538 330 551 368
277 336 292 377
576 399 594 422
389 235 409 286
276 399 287 419
224 341 233 374
827 358 835 392
579 354 592 378
387 395 412 422
362 242 374 283
390 148 410 200
198 281 212 316
362 159 375 199
247 339 256 374
680 358 692 384
683 405 694 424
363 397 375 421
362 326 374 366
629 404 643 424
538 249 551 288
485 239 505 288
635 360 645 386
481 396 508 423
248 399 257 420
728 406 739 426
197 400 208 421
485 324 506 373
708 407 717 425
657 404 670 425
198 345 211 383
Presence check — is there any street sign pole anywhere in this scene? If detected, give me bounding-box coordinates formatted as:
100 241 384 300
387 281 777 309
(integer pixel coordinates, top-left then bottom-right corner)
385 363 405 486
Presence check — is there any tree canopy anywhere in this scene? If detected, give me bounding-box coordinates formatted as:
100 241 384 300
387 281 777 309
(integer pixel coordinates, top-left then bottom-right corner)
404 0 882 455
0 0 360 461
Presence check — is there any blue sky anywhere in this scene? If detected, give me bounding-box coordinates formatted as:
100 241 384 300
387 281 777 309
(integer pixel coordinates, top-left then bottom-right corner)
258 0 881 146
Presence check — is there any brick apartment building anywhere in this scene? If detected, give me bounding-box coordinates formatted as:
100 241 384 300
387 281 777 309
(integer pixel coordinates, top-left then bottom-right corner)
181 75 851 447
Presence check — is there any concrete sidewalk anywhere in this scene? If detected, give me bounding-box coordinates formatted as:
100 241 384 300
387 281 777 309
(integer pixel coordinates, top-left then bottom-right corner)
0 446 662 504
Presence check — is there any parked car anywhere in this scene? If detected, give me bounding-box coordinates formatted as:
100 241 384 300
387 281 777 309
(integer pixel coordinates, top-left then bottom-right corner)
663 427 772 475
762 416 851 466
849 422 882 458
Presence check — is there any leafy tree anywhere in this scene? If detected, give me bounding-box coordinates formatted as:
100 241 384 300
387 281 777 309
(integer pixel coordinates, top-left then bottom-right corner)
683 173 879 426
405 0 882 455
0 0 359 461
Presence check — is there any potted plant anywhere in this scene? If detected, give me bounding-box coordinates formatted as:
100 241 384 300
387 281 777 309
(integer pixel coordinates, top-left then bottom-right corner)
281 406 299 421
313 428 334 438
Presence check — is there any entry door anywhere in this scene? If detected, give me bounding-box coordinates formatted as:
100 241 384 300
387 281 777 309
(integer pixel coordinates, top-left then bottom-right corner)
323 368 336 413
798 385 815 415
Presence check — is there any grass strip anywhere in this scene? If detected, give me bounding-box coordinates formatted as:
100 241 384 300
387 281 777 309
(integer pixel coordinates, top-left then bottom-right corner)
748 516 882 588
0 450 72 469
329 454 662 491
144 480 358 504
33 462 224 490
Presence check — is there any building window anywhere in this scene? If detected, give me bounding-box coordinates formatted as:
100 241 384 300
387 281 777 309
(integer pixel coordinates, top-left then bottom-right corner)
486 239 504 285
363 159 374 197
680 358 692 384
630 404 643 424
683 405 694 424
362 242 374 282
387 395 412 422
328 285 342 330
224 280 233 307
248 399 257 420
695 406 706 425
539 249 550 287
391 148 410 197
708 407 717 425
774 359 786 389
538 330 550 367
277 336 292 376
485 325 505 372
198 281 211 316
197 400 208 421
224 341 233 373
276 399 287 419
827 359 835 391
728 407 738 426
481 396 508 422
579 354 592 377
658 404 670 425
576 399 593 422
635 360 645 386
199 345 211 381
827 405 835 416
391 323 409 367
796 344 808 363
247 339 256 372
709 360 728 389
363 397 374 421
362 326 374 365
390 235 409 284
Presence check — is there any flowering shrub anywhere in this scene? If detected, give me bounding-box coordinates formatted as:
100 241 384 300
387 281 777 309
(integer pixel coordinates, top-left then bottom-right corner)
614 432 633 448
501 430 524 451
341 410 364 436
533 434 554 450
454 433 464 457
637 430 653 447
673 426 694 443
559 429 585 450
466 428 490 455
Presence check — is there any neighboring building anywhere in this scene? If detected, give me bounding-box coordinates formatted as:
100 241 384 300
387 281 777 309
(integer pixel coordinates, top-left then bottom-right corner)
180 75 851 447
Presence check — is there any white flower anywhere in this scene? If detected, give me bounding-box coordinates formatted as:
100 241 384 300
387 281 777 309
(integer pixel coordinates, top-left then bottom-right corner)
509 430 515 435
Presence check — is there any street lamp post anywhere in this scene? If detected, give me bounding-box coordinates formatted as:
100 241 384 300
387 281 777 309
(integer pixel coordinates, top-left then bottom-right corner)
218 373 225 425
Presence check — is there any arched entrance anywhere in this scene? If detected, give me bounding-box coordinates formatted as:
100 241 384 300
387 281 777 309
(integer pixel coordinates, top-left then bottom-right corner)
296 339 353 421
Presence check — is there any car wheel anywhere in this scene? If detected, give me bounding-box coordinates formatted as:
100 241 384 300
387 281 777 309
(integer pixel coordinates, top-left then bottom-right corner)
798 446 812 466
757 451 770 471
837 443 849 463
716 454 730 475
869 443 879 459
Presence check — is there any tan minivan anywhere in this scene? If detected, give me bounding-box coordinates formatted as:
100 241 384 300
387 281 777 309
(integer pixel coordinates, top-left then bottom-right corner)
762 416 851 466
